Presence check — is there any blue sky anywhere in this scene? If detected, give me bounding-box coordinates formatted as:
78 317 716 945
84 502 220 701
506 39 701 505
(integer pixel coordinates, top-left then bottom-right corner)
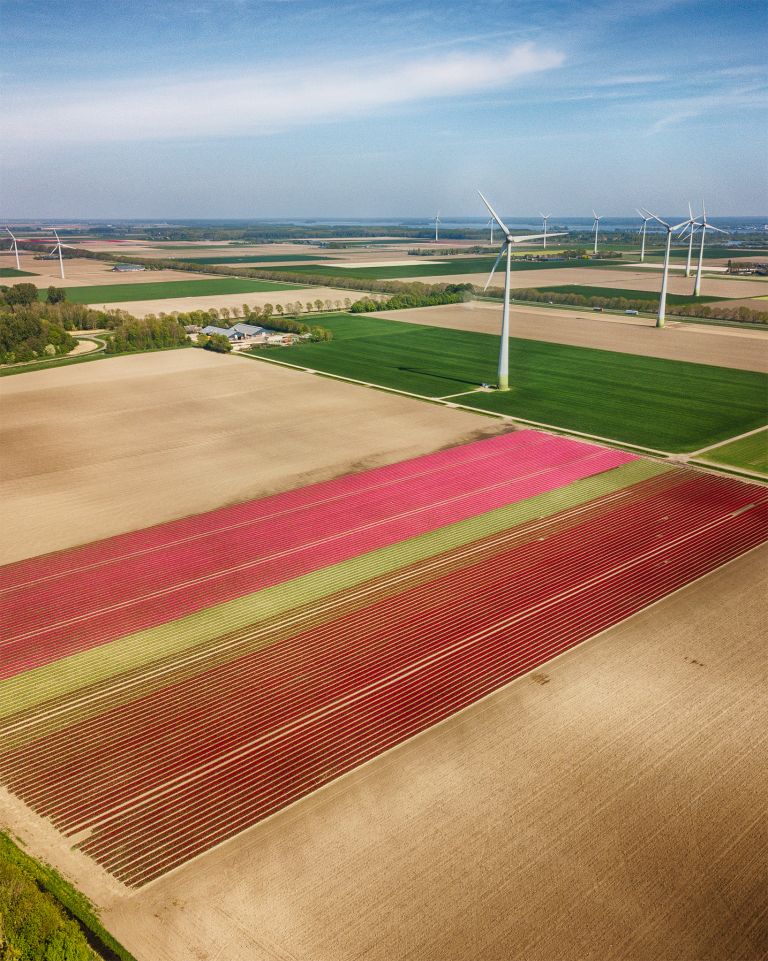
1 0 766 218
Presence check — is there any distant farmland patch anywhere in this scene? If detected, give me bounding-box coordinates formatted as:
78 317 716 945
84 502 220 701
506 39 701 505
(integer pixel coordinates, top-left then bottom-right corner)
260 313 767 452
41 278 305 305
0 268 37 277
533 285 726 305
273 257 624 281
178 255 336 265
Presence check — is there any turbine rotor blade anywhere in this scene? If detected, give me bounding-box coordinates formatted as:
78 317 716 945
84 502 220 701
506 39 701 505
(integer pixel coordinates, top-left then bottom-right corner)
641 208 669 229
477 190 510 236
483 242 508 291
510 230 567 244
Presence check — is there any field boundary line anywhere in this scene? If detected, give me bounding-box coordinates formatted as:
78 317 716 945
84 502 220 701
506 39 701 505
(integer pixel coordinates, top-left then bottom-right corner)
235 351 675 457
686 423 768 458
686 460 768 484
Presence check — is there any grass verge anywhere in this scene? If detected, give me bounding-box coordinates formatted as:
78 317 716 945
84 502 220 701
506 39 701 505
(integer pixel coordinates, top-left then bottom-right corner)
0 832 136 961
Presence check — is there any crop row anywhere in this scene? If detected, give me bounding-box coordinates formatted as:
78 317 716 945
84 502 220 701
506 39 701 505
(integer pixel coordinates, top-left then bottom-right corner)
1 470 764 884
0 432 632 678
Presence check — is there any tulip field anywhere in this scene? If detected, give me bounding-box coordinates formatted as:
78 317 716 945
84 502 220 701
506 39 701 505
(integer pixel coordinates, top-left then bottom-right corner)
1 429 766 887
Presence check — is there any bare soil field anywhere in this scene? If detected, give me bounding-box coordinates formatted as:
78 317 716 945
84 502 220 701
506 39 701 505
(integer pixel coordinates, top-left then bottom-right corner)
415 266 768 299
71 543 763 961
716 296 768 313
0 349 499 564
2 257 221 289
102 285 375 317
373 301 768 372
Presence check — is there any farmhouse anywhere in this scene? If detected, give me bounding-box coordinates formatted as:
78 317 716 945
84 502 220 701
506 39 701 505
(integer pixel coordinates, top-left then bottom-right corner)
200 322 273 345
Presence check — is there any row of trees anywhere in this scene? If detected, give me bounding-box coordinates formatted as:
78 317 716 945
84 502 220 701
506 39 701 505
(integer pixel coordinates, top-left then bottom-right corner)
350 284 474 313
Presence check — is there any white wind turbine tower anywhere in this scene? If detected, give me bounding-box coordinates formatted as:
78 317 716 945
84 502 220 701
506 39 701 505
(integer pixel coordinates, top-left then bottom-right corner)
591 210 601 255
692 203 727 296
636 209 653 262
640 208 694 328
479 191 567 391
487 218 495 245
5 227 21 270
433 211 441 243
48 229 77 280
540 212 551 249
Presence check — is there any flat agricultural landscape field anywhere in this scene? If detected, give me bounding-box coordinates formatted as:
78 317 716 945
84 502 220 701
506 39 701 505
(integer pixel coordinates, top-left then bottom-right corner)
262 256 625 280
102 285 370 317
39 277 305 304
1 428 766 961
177 254 337 265
0 267 36 277
370 301 768 373
92 541 767 961
257 312 768 452
699 428 768 476
3 257 225 289
0 349 499 564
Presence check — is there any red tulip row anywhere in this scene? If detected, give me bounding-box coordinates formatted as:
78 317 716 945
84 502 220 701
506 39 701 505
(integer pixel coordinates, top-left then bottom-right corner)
0 431 633 678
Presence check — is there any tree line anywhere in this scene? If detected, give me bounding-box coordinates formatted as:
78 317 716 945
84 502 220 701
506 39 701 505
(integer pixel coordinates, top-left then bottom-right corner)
0 286 78 364
350 284 474 313
485 286 768 325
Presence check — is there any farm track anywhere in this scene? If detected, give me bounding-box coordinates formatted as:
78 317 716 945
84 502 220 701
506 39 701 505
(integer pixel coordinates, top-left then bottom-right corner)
1 461 765 886
0 431 632 678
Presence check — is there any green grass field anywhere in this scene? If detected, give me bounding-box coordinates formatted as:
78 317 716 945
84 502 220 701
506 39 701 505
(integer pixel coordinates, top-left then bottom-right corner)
177 254 336 265
0 267 36 277
258 313 767 452
270 256 624 281
39 277 305 305
534 285 726 305
699 428 768 476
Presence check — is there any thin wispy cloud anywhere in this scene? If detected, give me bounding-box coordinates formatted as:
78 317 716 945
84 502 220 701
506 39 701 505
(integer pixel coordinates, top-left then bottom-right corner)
647 83 768 133
1 43 564 145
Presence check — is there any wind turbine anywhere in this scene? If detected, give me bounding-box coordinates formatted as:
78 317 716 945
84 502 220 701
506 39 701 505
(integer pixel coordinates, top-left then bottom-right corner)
540 212 551 249
591 210 601 255
433 211 441 243
47 229 77 280
678 202 697 278
479 191 567 391
692 203 727 296
5 227 21 270
487 218 495 245
636 209 653 263
640 208 694 327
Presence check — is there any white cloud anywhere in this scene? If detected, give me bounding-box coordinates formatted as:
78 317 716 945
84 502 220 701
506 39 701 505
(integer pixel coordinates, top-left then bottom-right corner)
2 43 564 145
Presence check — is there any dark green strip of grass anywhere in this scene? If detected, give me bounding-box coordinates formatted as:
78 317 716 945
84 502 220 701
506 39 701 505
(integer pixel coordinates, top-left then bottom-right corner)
0 832 137 961
533 285 726 305
0 267 37 277
269 313 767 452
38 277 305 304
